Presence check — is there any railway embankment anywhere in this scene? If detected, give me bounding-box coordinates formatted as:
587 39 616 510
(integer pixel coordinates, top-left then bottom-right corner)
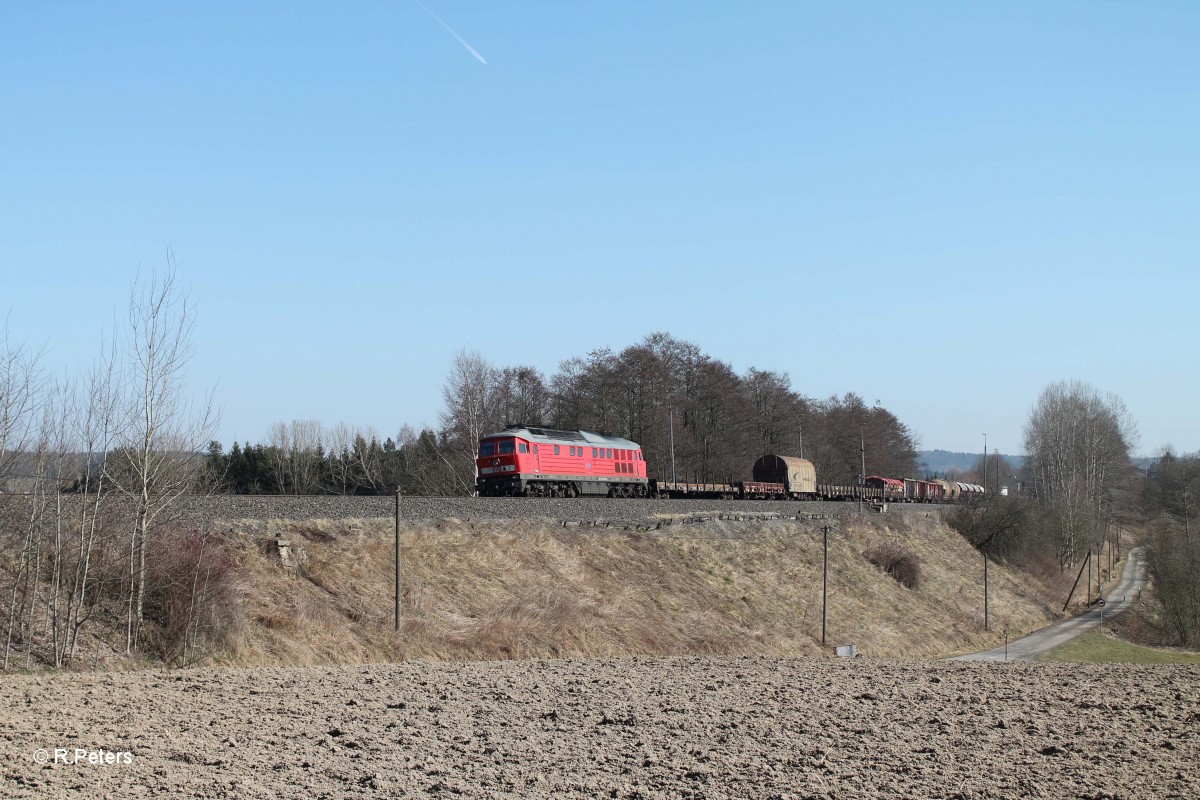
0 494 1085 669
211 508 1070 667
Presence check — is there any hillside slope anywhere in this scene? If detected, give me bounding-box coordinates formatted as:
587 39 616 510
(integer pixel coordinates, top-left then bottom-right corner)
216 511 1068 666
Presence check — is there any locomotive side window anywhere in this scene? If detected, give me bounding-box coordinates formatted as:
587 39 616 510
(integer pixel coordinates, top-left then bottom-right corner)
532 445 539 453
592 448 598 458
499 440 515 455
569 446 576 456
519 443 529 454
554 445 560 455
480 441 495 457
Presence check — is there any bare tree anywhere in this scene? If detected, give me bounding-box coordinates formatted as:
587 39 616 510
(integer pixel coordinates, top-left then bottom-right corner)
1143 450 1200 644
492 366 549 428
0 321 44 483
439 350 499 494
325 422 388 494
326 421 354 494
266 419 325 494
59 346 122 664
1023 380 1136 569
0 324 46 669
349 429 386 493
965 452 1017 494
397 425 460 495
107 267 217 653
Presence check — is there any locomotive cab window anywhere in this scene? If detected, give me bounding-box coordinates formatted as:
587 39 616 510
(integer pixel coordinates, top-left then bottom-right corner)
519 443 529 454
532 445 538 453
498 440 515 455
479 442 495 457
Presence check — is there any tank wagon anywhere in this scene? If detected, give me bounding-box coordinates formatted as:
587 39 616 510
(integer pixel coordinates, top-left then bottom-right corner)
930 479 985 501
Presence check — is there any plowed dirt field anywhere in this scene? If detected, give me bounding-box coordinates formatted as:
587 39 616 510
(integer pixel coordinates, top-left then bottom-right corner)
3 657 1197 798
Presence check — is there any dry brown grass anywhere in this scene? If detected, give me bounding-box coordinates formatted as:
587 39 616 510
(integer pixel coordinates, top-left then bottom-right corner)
208 509 1071 666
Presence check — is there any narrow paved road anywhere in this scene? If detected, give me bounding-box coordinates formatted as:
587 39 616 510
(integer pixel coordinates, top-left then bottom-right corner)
953 546 1148 662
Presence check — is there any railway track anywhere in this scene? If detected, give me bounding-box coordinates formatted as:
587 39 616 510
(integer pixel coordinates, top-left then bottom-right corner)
1 493 941 527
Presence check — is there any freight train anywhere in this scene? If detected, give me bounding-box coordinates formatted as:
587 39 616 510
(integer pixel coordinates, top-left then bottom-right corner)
475 426 983 501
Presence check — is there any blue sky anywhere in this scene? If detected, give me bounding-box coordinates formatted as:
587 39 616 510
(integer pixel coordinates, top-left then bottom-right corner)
2 2 1197 457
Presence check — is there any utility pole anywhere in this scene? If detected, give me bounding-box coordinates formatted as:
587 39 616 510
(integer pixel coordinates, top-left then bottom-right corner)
822 524 829 646
982 433 987 492
798 417 804 460
668 403 677 485
983 547 989 631
858 426 866 514
1086 549 1092 606
395 489 403 633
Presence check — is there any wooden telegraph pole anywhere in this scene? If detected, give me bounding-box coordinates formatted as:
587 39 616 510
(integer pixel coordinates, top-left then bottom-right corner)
983 548 989 632
395 489 403 632
858 428 866 515
822 524 830 645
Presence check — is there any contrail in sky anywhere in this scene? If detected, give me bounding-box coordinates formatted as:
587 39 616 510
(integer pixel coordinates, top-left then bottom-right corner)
414 0 488 64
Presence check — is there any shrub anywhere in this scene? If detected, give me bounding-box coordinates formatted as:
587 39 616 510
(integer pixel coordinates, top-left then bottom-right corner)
141 526 242 665
866 541 921 589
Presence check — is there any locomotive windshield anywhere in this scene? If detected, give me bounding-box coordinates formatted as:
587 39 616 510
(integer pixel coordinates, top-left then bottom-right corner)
498 440 516 455
479 441 495 457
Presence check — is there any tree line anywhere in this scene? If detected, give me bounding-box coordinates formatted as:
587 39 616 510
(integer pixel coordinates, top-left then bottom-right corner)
436 335 920 492
1140 448 1200 645
203 333 922 496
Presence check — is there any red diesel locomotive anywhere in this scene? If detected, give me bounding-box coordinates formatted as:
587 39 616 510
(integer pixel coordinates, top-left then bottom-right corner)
476 426 650 497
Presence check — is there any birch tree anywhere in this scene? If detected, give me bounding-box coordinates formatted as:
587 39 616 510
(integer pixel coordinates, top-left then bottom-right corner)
1023 381 1136 568
439 350 498 494
108 267 216 653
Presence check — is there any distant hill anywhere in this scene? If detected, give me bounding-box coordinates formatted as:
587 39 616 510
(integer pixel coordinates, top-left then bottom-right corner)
917 450 1025 478
918 450 1154 478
